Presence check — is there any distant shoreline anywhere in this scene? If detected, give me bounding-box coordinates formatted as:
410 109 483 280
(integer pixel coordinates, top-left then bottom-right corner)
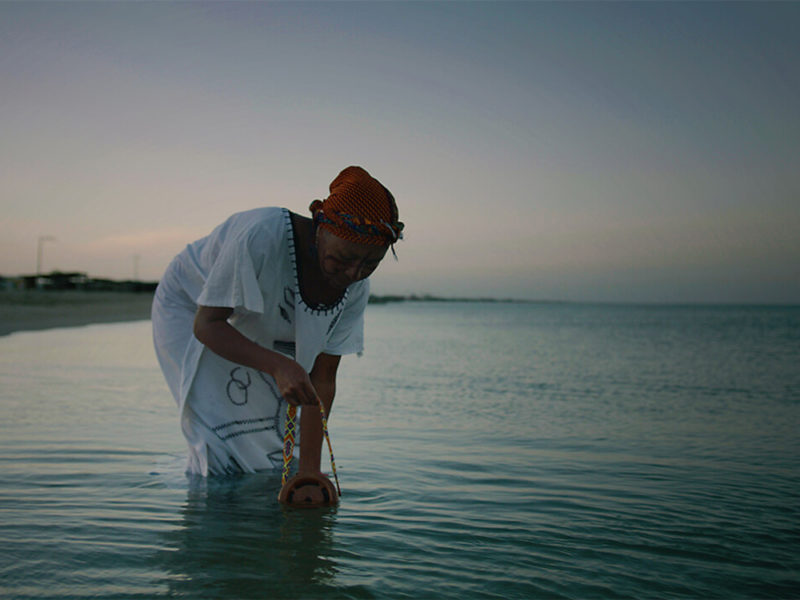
1 289 794 337
0 289 551 337
0 290 155 337
366 294 555 305
0 289 544 337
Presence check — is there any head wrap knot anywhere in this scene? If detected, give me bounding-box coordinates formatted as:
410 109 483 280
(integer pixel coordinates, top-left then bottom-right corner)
309 166 404 248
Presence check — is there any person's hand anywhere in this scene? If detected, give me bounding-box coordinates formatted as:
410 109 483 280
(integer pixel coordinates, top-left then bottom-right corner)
272 356 321 407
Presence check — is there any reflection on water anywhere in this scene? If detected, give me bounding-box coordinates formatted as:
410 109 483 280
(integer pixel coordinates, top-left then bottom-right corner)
155 474 344 599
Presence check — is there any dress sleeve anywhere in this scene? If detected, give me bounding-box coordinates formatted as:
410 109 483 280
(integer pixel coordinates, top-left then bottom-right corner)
195 229 265 314
324 279 370 356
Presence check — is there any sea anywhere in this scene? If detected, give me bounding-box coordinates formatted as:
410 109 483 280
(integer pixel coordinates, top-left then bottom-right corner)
0 301 798 599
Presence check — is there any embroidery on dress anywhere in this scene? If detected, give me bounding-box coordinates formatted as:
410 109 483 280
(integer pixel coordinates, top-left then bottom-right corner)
213 369 288 443
273 340 296 358
226 367 251 406
327 309 344 335
279 286 296 324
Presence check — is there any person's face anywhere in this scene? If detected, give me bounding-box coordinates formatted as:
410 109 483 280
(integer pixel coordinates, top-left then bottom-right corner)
317 228 388 290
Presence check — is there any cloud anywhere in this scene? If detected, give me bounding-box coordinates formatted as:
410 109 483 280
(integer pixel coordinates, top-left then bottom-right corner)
84 227 201 252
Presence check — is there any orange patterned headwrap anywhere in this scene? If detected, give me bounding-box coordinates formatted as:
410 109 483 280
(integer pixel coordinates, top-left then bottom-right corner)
309 166 404 247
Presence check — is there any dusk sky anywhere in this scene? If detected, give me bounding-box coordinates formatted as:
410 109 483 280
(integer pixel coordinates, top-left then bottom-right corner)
2 2 798 303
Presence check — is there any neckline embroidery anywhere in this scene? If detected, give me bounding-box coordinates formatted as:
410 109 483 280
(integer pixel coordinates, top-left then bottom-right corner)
284 208 349 316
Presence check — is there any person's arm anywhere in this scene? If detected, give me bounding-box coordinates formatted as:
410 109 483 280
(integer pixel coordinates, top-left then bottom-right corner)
193 305 320 406
299 352 341 474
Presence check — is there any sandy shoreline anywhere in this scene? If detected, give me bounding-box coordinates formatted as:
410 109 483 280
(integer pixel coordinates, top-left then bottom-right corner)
0 291 155 337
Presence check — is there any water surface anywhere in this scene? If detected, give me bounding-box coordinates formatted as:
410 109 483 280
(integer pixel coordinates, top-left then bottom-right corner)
1 303 798 598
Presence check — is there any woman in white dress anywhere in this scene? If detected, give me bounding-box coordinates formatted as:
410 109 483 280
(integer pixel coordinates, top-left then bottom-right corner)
151 166 403 480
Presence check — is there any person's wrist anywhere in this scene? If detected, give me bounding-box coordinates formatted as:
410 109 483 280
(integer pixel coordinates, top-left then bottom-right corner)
298 452 322 474
262 348 289 378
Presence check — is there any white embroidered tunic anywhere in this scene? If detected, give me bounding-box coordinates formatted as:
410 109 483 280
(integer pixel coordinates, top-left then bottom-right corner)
151 207 368 476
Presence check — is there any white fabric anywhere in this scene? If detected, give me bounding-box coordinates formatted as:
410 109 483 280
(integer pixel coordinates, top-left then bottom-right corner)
152 207 368 476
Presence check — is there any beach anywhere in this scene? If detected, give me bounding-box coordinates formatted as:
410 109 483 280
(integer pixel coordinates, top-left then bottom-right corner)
0 290 154 337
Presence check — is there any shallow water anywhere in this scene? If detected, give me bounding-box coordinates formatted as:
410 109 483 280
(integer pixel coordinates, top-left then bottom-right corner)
1 303 798 599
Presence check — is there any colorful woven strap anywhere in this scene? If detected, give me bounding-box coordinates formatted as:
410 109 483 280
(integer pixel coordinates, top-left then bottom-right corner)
318 399 342 496
281 404 297 485
281 399 341 497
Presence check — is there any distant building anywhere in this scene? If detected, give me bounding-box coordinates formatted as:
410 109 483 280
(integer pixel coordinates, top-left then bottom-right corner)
0 276 15 292
19 271 89 290
1 272 157 293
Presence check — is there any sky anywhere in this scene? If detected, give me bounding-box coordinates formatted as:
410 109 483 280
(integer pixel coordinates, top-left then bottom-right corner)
1 1 798 304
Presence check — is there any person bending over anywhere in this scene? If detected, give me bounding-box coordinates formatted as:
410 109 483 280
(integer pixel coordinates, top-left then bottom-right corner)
152 166 403 482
